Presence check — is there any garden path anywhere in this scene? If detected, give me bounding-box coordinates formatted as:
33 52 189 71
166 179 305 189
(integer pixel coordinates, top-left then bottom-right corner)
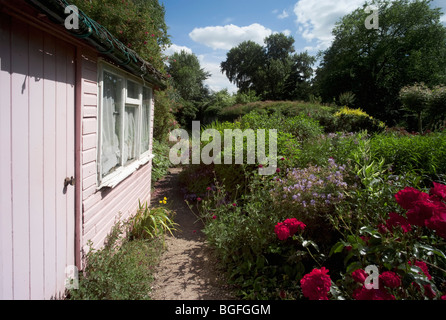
150 167 235 300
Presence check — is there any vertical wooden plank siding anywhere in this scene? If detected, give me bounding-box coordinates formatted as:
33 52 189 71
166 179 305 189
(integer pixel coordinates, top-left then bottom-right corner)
42 32 57 298
55 40 68 296
10 17 31 300
0 8 156 298
28 26 45 300
80 60 154 255
0 12 13 300
66 45 76 286
0 15 76 300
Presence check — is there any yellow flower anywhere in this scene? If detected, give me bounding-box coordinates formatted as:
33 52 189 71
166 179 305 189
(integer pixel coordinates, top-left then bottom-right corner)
164 197 167 201
163 200 167 204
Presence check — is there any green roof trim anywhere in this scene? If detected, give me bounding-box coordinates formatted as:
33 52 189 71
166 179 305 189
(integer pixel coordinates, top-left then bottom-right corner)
26 0 167 89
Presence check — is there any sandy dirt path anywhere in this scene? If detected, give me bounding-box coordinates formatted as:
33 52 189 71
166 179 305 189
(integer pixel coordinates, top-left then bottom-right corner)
150 167 235 300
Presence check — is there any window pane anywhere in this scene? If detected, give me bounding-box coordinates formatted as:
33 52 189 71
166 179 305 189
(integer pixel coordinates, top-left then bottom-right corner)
141 87 151 153
127 80 139 100
123 105 138 164
101 71 123 178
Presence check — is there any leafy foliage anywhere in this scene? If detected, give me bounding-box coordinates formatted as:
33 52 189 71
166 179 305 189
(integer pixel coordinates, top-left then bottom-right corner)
221 34 316 101
71 0 170 72
67 218 162 300
314 0 446 124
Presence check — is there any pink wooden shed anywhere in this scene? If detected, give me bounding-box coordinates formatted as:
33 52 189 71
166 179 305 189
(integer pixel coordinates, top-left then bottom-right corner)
0 0 165 299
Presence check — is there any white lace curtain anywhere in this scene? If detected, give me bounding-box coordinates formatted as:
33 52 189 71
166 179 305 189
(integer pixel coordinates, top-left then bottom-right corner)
101 72 122 178
101 71 151 179
123 106 137 164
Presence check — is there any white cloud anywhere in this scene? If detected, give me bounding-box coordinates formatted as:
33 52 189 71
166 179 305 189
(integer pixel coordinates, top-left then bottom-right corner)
189 23 273 50
278 10 290 19
163 44 193 56
441 14 446 24
294 0 365 52
197 55 237 93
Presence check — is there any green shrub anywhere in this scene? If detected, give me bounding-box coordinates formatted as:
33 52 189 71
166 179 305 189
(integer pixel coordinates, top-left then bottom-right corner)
369 131 446 183
270 158 358 245
429 85 446 124
399 83 431 133
240 110 324 142
334 107 386 133
67 218 162 300
338 91 356 107
152 140 172 184
191 173 305 299
130 201 178 243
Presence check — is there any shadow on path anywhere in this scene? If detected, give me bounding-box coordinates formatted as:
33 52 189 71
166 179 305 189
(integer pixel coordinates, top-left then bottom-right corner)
150 168 235 300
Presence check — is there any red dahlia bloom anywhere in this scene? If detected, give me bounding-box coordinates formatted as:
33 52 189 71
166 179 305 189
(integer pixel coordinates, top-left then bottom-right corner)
353 286 395 300
283 218 306 235
274 222 290 241
430 182 446 201
409 260 432 280
395 187 428 210
406 199 444 227
426 212 446 239
300 267 332 300
379 271 401 289
352 269 367 283
385 212 412 233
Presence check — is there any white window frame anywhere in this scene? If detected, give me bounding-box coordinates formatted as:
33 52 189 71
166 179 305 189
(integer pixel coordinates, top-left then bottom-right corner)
97 60 154 189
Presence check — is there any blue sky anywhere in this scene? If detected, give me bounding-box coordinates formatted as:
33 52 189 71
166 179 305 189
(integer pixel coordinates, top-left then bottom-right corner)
161 0 446 94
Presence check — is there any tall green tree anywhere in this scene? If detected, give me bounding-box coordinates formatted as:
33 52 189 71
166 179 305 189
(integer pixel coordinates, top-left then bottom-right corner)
71 0 171 72
220 40 266 94
166 51 211 127
221 34 316 100
314 0 446 124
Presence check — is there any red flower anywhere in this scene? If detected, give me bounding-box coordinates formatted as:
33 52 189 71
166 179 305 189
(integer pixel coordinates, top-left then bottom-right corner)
424 284 437 299
379 271 401 289
197 197 202 202
276 168 281 173
385 212 412 233
279 290 286 299
395 187 428 210
283 218 306 235
352 269 367 283
232 203 237 207
426 210 446 239
409 261 437 298
430 182 446 201
274 222 290 241
300 267 332 300
409 260 432 280
212 215 217 220
353 286 395 300
378 223 388 234
406 199 444 227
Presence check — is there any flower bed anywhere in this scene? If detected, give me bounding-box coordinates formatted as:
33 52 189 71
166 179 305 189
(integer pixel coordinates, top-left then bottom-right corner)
182 112 446 300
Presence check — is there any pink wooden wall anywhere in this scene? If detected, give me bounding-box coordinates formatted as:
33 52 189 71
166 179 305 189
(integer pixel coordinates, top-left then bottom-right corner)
0 12 76 299
77 51 155 260
1 5 155 299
